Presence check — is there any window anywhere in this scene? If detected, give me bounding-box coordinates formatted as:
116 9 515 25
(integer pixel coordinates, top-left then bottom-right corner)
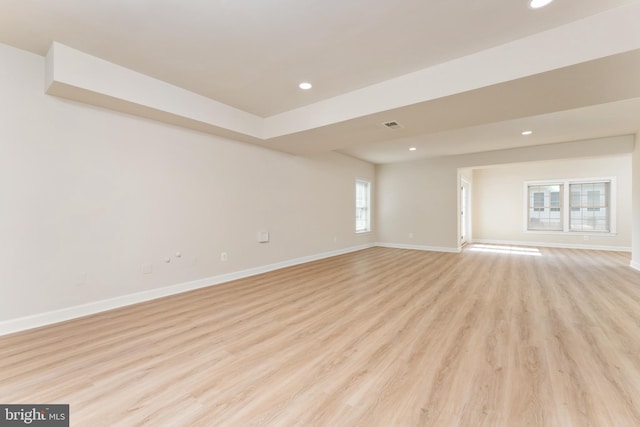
525 178 615 234
355 179 371 233
569 182 610 232
527 184 563 231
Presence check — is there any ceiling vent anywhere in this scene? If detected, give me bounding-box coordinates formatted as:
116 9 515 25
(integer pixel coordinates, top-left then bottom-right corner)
382 120 402 130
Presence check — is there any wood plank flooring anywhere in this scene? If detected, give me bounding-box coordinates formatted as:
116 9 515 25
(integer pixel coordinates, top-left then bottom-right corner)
1 245 639 426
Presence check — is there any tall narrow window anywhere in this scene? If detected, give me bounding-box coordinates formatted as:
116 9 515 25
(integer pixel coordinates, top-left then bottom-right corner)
569 181 610 232
355 179 371 233
527 184 563 231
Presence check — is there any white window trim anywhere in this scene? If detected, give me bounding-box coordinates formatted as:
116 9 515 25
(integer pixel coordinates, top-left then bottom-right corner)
355 178 372 234
523 177 617 236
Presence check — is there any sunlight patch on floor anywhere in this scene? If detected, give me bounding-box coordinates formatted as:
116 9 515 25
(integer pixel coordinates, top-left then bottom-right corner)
468 244 542 256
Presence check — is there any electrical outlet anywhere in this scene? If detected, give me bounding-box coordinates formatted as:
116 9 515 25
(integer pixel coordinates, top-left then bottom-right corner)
408 232 414 239
142 264 153 274
221 252 228 262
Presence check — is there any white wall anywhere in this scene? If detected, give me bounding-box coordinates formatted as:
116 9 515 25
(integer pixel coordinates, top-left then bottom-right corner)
472 156 632 250
633 133 640 270
376 160 459 251
0 43 375 326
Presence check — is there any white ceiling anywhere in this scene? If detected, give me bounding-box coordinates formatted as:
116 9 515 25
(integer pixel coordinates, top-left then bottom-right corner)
1 0 640 164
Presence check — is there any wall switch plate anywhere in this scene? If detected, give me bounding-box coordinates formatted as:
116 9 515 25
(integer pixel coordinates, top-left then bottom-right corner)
221 252 228 262
258 231 269 243
142 264 153 274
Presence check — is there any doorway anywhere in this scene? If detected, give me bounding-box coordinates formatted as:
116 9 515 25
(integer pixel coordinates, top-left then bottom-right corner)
461 178 471 245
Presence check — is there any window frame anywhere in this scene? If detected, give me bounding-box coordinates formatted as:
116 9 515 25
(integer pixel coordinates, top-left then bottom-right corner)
523 177 616 235
355 178 372 234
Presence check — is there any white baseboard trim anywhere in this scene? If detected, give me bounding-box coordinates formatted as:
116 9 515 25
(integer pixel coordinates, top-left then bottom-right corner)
471 239 632 252
0 243 375 336
631 260 640 272
375 242 461 253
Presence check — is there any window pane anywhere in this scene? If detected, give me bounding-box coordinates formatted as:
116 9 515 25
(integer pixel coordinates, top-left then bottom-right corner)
533 192 544 211
355 179 371 232
587 190 601 211
550 191 560 212
571 191 580 212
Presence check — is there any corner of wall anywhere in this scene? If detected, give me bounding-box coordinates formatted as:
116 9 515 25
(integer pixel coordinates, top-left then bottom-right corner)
632 132 640 268
44 43 55 91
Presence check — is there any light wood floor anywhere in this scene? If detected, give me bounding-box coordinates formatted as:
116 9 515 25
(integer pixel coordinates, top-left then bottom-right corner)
1 246 640 426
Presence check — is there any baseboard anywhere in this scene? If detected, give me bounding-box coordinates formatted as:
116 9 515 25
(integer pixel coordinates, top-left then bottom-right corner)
471 239 631 252
631 260 640 272
0 243 375 336
375 242 461 253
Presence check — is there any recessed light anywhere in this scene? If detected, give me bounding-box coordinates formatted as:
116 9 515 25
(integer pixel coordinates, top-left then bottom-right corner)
409 147 417 151
298 82 312 90
528 0 554 9
521 130 533 136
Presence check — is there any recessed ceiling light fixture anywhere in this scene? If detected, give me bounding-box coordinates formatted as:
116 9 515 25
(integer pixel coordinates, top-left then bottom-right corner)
528 0 554 9
298 82 312 90
522 130 533 136
409 147 417 151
